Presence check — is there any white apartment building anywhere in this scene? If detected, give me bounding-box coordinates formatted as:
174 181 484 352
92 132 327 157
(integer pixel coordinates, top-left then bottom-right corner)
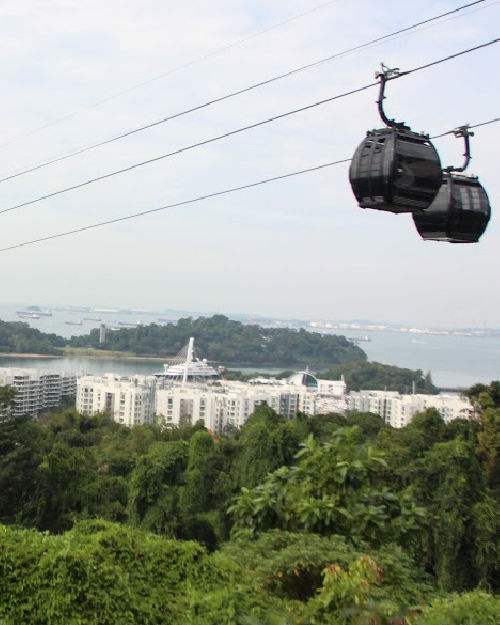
156 382 285 431
155 372 347 432
77 374 156 426
348 389 473 428
75 367 347 432
0 368 77 418
75 371 473 431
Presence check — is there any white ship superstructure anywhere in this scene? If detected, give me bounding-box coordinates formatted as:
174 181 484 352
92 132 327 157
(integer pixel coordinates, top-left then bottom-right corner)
156 337 220 384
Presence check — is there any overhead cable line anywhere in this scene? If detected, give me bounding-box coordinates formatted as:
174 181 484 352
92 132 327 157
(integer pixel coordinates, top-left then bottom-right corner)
0 0 489 185
0 37 498 218
432 116 500 138
1 116 498 253
0 158 352 252
0 0 343 148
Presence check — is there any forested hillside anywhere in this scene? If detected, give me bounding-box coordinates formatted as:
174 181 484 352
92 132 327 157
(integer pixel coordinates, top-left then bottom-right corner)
0 320 65 355
320 360 438 393
0 381 498 623
70 314 367 365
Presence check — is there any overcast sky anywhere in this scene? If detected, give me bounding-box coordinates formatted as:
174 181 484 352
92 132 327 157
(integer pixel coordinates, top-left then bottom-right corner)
0 0 498 327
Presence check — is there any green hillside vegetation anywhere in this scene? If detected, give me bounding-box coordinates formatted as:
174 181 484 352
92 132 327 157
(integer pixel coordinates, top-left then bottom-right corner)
0 320 65 355
223 362 439 395
69 314 367 366
0 380 498 623
320 360 438 393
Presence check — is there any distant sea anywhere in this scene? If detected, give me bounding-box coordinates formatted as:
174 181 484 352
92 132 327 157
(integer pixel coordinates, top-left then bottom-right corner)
335 329 500 388
0 302 499 389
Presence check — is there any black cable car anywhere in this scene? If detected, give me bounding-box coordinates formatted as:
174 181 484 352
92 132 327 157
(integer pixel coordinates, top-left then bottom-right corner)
349 65 442 213
412 127 491 243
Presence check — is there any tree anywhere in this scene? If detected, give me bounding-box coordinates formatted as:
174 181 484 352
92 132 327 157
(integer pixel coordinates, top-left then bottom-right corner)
0 520 205 625
415 591 500 625
346 411 387 439
320 361 438 394
0 320 65 355
230 427 426 550
127 440 188 535
179 430 216 517
464 380 500 409
232 405 306 490
408 437 489 590
0 416 49 525
0 385 17 420
36 442 95 533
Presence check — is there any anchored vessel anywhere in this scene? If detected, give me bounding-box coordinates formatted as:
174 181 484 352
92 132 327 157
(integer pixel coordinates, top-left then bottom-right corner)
155 337 220 385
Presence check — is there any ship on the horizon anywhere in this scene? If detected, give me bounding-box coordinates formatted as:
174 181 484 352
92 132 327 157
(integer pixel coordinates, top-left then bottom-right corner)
92 308 119 313
25 306 52 316
118 320 142 328
17 311 40 319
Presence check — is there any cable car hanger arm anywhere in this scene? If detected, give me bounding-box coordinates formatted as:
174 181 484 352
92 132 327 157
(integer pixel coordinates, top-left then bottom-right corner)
375 64 411 130
445 125 474 172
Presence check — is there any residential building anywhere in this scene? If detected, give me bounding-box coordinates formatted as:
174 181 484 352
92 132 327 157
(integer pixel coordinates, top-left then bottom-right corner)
155 371 347 432
76 366 347 432
347 389 473 427
0 368 77 418
74 338 473 431
76 374 156 426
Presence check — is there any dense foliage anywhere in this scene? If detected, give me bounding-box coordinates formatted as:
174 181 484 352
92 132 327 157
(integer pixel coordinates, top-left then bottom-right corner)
320 360 438 393
0 381 498 623
69 314 367 365
0 319 65 354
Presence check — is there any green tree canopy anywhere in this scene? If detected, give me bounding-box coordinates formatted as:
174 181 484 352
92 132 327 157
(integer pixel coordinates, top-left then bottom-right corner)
321 361 438 393
69 314 367 366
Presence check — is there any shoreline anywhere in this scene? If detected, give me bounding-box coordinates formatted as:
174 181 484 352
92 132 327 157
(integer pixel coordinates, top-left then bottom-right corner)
0 352 167 362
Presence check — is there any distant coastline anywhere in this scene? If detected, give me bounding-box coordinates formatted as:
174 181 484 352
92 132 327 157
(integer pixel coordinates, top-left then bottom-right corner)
309 322 500 338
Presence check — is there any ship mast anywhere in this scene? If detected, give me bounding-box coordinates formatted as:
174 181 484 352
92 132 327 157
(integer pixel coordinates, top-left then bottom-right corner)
182 337 195 386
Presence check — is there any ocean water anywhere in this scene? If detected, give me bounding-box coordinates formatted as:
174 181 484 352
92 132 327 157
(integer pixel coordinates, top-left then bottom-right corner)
0 356 164 377
0 302 499 388
0 301 162 338
337 329 500 388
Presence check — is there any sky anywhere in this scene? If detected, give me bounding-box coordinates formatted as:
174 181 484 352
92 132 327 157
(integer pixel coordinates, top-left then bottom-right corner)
0 0 499 328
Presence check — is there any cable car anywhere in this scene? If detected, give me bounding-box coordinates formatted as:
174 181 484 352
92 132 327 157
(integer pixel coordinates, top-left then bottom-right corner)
349 65 442 213
412 127 491 243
